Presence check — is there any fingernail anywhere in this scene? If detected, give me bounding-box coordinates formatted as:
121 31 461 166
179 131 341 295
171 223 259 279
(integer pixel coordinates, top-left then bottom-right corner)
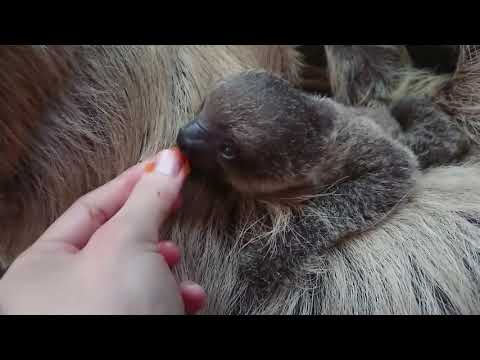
182 280 205 292
158 240 177 250
155 149 181 176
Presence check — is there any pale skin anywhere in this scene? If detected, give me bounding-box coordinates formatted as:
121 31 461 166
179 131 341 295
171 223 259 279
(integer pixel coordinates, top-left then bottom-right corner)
0 149 206 315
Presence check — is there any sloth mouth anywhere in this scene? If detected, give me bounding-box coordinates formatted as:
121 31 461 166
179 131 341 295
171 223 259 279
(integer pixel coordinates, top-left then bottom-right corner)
177 120 209 152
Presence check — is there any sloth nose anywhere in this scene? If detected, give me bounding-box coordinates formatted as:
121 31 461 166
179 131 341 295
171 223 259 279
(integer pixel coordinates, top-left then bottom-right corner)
177 120 216 172
177 120 209 155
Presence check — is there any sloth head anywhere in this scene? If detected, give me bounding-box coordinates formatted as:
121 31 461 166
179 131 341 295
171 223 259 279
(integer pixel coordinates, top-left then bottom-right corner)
177 71 336 196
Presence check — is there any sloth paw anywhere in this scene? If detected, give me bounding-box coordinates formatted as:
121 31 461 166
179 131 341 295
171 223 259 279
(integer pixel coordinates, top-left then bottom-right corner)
390 96 437 130
391 96 471 169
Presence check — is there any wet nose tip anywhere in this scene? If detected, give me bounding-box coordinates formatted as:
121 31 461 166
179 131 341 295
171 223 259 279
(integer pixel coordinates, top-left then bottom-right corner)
176 120 220 174
176 120 209 155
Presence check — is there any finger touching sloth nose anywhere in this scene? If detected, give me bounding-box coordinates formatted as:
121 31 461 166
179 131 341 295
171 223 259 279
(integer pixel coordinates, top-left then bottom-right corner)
177 120 221 173
176 120 210 155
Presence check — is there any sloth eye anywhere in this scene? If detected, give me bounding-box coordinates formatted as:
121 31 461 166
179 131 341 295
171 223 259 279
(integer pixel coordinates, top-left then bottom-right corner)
220 143 235 160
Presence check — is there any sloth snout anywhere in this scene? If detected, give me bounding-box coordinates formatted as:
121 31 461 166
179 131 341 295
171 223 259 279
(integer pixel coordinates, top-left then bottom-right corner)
177 120 217 173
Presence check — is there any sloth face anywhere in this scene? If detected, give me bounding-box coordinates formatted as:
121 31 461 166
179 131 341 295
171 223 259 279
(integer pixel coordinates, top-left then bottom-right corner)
177 71 336 196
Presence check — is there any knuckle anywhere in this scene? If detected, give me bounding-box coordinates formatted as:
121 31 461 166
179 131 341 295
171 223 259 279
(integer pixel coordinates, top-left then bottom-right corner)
75 196 110 228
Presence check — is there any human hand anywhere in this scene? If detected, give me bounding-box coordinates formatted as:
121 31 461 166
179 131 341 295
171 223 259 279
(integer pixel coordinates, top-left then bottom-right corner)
0 148 206 315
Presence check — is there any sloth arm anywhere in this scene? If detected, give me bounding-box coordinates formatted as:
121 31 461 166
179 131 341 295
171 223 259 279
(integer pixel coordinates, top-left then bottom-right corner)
293 134 416 249
240 131 417 296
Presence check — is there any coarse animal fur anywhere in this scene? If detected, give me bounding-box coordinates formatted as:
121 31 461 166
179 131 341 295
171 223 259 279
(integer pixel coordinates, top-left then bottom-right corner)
324 45 480 150
1 45 480 314
176 70 421 311
0 45 302 269
172 67 480 314
324 45 450 107
435 46 480 146
390 96 471 169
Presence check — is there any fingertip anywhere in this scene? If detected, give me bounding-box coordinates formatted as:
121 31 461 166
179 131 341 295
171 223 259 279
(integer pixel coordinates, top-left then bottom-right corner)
157 241 181 268
149 148 190 181
180 281 207 315
112 149 189 241
173 147 191 178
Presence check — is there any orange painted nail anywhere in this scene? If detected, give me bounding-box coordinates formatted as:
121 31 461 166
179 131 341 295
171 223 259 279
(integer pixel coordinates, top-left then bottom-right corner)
171 146 191 176
144 161 156 173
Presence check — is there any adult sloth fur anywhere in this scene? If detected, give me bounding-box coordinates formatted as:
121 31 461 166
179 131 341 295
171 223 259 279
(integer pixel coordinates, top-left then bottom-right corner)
0 45 480 314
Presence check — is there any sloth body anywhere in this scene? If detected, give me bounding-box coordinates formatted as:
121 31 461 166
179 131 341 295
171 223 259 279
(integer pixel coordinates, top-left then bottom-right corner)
176 71 479 313
1 45 480 314
177 71 420 310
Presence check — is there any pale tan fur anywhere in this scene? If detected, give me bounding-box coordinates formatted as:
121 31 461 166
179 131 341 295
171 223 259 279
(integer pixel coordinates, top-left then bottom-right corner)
392 68 451 102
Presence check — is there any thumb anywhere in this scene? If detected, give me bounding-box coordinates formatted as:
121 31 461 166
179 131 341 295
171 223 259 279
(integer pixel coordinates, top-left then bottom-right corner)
104 148 190 245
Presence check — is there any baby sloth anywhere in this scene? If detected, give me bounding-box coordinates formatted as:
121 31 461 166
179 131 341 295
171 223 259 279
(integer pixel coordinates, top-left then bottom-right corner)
177 71 420 306
177 70 418 199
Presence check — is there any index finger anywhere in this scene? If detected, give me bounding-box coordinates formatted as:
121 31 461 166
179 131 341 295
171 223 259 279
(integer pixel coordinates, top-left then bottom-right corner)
37 160 147 250
99 148 190 248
